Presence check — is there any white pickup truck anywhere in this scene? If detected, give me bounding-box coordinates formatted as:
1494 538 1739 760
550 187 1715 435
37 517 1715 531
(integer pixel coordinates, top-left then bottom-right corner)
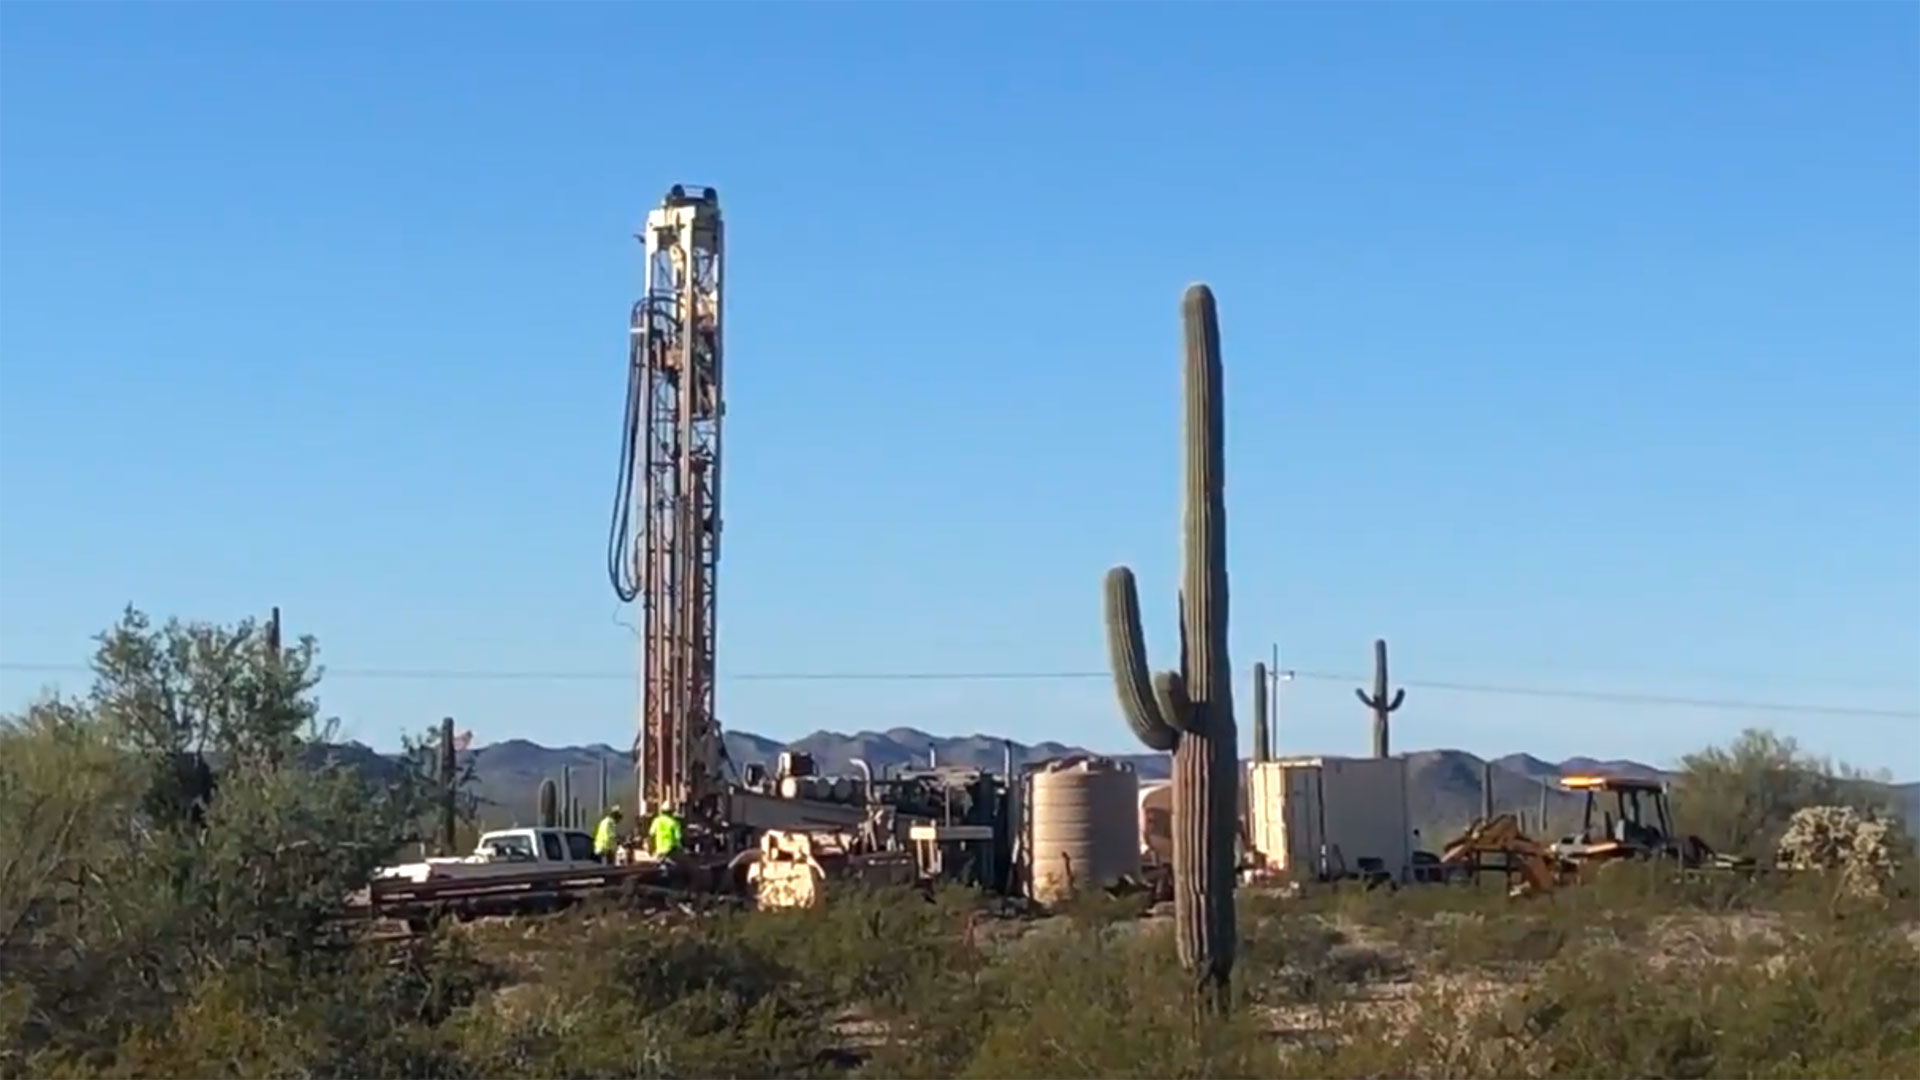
373 826 603 885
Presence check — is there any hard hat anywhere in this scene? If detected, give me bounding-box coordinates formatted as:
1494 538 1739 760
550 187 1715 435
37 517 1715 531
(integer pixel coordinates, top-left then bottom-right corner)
608 807 623 819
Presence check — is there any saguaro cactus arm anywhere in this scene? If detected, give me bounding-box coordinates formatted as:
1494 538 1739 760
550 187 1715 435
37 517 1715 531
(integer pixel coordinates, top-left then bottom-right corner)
1353 686 1406 711
1104 568 1195 751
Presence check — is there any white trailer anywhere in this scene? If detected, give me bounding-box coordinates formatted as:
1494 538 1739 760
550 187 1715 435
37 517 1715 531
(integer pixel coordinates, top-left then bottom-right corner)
1247 756 1413 884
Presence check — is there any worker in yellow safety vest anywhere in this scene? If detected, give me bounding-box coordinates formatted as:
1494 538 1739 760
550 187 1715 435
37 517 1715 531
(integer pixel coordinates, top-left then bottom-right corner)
648 805 684 858
592 807 623 863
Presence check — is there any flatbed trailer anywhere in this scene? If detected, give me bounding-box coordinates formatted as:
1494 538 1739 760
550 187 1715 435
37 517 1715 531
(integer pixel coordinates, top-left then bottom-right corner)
353 853 744 927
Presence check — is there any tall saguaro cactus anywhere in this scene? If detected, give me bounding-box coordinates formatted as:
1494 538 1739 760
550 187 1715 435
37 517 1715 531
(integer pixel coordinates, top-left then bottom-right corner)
1354 638 1406 758
1103 283 1239 1013
1251 662 1272 763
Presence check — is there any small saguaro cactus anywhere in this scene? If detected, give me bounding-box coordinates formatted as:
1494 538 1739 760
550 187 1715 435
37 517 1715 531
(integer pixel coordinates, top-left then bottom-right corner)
538 777 559 828
1481 760 1495 822
1252 662 1272 763
1104 283 1239 1014
438 717 458 854
1354 638 1406 759
561 767 573 829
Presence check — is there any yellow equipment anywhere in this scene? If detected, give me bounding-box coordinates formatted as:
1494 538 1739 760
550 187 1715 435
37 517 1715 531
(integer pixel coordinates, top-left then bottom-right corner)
744 828 916 910
1440 813 1571 897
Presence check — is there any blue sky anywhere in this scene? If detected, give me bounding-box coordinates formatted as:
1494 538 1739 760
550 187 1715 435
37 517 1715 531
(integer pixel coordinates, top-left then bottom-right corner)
2 3 1915 776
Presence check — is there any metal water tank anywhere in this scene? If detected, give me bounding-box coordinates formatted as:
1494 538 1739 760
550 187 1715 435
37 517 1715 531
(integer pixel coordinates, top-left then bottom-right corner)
1027 757 1141 903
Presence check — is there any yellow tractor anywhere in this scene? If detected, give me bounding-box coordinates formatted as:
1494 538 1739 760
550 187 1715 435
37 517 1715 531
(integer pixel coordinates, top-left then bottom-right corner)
1549 774 1744 871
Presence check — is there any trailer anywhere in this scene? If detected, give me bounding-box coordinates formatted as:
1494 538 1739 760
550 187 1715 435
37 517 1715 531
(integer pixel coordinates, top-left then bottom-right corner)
1247 755 1414 885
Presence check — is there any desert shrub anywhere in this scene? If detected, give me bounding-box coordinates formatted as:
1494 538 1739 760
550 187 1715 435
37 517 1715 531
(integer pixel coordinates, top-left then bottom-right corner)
1670 729 1909 862
0 608 460 1068
957 919 1271 1079
1313 899 1920 1079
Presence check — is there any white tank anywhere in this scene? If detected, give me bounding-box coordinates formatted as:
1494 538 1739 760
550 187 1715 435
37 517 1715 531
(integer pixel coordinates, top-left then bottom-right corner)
1138 780 1174 867
779 776 805 800
1027 757 1141 903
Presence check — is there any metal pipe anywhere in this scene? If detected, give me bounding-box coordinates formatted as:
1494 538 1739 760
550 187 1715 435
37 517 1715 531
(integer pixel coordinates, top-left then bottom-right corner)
849 758 873 806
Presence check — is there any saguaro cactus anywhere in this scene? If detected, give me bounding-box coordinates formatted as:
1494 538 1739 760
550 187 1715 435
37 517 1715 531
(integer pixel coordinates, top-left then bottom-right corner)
1354 639 1406 758
538 777 559 828
1251 662 1272 763
438 716 458 854
1103 283 1239 1013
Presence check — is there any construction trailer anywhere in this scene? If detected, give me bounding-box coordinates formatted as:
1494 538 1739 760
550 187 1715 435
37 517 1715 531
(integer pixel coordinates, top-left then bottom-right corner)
1246 755 1414 885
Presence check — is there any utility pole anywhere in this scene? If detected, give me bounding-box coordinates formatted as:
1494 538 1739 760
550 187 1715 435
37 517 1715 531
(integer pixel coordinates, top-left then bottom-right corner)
1267 644 1293 755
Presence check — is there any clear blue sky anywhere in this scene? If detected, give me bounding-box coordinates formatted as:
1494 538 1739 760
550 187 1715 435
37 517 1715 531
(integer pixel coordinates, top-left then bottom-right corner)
2 3 1916 776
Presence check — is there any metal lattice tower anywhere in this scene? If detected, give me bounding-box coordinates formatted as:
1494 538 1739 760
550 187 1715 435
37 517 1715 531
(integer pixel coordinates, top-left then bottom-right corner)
609 184 724 820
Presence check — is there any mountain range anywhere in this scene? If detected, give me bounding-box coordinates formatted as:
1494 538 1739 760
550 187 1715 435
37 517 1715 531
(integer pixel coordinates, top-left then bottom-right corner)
324 726 1917 839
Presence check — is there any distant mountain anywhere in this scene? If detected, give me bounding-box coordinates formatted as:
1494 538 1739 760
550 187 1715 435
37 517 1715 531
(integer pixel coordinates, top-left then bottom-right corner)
312 728 1920 840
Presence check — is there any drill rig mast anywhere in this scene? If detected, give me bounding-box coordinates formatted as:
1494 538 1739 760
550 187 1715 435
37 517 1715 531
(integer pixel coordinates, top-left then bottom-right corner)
609 185 725 824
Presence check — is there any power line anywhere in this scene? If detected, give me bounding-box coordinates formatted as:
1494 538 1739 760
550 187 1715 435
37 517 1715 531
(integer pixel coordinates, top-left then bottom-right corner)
1 659 1914 719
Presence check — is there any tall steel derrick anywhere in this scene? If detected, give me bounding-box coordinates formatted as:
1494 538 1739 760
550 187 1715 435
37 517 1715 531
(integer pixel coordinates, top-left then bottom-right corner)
608 185 725 820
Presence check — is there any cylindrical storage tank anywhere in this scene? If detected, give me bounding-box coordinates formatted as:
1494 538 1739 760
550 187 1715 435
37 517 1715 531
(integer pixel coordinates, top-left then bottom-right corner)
1027 757 1141 904
829 776 854 803
779 776 804 800
1138 780 1174 867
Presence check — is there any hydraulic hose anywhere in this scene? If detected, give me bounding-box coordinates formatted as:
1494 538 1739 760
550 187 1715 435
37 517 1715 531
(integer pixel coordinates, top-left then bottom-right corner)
606 301 654 603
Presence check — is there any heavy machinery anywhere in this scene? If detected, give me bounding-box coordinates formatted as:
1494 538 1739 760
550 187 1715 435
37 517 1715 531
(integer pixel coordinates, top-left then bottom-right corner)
610 184 728 832
1439 813 1571 897
606 187 870 855
603 185 1023 899
1549 774 1743 870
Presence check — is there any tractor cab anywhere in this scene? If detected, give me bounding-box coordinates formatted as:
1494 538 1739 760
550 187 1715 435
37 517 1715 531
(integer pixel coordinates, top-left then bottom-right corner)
1550 774 1676 863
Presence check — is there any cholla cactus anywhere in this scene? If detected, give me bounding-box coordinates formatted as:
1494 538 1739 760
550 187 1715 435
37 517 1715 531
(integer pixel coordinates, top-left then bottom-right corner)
1776 804 1901 898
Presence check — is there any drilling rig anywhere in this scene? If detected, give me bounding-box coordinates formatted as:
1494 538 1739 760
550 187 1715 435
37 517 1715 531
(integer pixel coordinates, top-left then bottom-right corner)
605 186 1019 888
610 184 727 829
608 186 877 855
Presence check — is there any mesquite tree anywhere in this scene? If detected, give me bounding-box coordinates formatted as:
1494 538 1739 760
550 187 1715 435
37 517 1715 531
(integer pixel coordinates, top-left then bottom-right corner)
1103 283 1239 1013
1354 638 1406 758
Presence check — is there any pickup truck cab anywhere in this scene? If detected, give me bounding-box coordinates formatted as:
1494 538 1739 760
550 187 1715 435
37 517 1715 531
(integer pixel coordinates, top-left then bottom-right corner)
374 826 602 884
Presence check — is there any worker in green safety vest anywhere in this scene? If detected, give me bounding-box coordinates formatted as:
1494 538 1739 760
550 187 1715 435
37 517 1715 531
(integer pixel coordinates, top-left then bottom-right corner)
592 807 623 863
649 805 684 858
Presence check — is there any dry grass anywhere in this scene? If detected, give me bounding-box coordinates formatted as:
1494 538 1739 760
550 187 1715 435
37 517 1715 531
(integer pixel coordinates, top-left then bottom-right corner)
14 864 1917 1079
